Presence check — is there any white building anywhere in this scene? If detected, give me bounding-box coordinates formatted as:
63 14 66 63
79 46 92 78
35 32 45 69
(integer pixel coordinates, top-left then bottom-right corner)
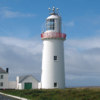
0 67 16 89
41 7 66 89
0 67 39 90
16 75 39 89
0 67 9 89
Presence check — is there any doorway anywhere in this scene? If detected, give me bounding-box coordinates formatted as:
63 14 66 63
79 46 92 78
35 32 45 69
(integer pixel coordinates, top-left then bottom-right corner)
24 83 32 89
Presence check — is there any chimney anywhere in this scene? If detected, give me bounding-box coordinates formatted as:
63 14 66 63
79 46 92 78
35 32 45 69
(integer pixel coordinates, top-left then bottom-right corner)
6 68 9 73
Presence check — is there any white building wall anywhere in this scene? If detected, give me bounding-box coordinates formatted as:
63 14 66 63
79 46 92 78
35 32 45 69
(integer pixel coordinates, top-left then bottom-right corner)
16 76 22 89
21 76 38 89
16 76 19 89
17 83 22 90
0 74 8 89
17 76 39 89
38 82 42 89
41 39 65 89
8 81 17 89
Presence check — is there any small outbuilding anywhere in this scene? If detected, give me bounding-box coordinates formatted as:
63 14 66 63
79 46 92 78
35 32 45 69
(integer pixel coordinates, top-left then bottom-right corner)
16 75 39 89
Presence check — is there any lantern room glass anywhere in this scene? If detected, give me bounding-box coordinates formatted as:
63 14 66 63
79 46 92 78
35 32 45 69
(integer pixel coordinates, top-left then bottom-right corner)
46 19 55 30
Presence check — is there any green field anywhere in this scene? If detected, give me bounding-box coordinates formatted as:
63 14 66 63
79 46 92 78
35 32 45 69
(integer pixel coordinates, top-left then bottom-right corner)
1 88 100 100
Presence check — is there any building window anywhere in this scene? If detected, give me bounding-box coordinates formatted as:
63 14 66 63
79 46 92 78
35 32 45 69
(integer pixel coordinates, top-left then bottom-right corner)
54 82 57 87
0 82 3 87
54 56 57 60
46 19 55 30
0 75 3 79
1 75 3 79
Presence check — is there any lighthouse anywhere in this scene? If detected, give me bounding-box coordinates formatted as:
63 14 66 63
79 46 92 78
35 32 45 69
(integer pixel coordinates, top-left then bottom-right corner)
41 7 66 89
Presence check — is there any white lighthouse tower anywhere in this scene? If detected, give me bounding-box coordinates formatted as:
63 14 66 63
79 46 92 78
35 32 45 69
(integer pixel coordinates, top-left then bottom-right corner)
41 7 66 89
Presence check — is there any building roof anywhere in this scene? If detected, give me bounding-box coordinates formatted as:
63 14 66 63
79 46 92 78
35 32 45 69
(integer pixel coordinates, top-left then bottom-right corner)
0 67 7 74
47 15 60 20
19 75 39 83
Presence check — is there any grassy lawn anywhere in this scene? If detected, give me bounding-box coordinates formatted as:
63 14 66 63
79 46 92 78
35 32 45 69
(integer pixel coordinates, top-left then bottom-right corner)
0 88 100 100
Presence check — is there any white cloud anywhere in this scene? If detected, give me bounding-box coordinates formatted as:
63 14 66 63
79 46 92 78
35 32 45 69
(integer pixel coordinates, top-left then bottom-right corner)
65 37 100 86
66 37 100 49
65 21 75 27
0 7 35 18
0 37 42 81
0 36 100 87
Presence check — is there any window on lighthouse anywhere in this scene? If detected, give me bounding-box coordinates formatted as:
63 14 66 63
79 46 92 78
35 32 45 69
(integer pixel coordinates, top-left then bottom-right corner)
46 19 55 30
54 82 57 87
54 56 57 60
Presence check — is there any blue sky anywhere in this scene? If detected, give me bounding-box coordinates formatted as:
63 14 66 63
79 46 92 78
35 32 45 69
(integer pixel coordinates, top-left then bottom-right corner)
0 0 100 39
0 0 100 87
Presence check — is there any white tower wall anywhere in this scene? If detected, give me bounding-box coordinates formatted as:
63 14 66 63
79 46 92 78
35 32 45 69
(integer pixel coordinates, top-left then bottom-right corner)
41 7 66 89
41 39 65 88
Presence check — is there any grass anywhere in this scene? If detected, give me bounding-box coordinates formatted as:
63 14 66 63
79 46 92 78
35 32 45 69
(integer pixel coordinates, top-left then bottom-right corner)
0 88 100 100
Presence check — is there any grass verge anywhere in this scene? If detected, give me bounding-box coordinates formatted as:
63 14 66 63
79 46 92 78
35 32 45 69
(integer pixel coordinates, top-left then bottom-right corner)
0 88 100 100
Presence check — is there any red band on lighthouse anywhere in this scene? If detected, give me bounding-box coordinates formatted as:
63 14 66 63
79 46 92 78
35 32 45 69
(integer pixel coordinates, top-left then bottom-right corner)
41 32 66 40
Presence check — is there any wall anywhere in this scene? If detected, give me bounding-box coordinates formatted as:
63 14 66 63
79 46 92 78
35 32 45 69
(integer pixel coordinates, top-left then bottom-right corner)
38 82 42 89
21 76 39 89
41 39 65 89
8 81 17 89
0 73 8 89
16 76 39 89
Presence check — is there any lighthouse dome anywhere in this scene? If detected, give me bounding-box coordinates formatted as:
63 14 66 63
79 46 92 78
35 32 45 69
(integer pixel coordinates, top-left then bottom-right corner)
47 14 60 20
